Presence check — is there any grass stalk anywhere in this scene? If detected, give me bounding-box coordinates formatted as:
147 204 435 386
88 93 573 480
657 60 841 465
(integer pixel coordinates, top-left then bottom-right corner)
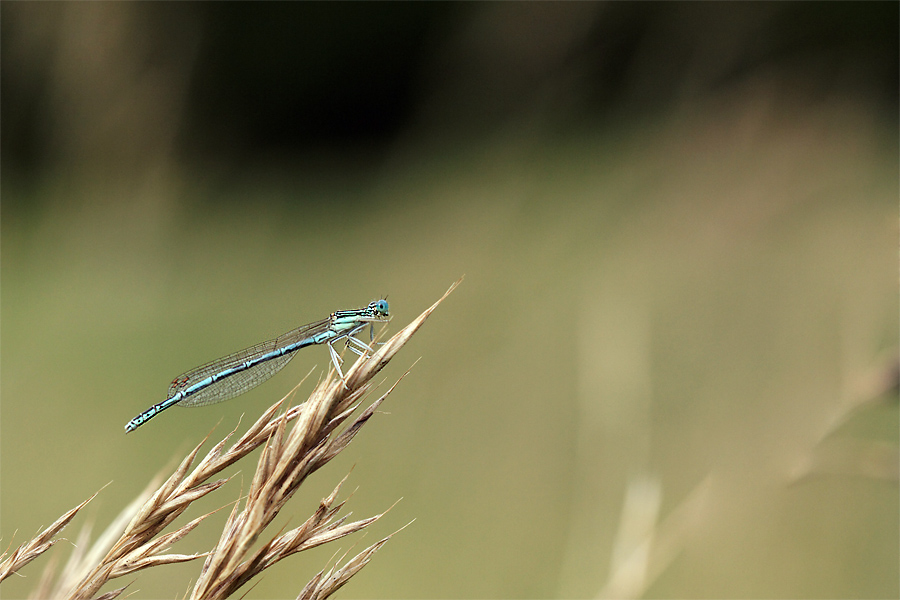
0 278 462 599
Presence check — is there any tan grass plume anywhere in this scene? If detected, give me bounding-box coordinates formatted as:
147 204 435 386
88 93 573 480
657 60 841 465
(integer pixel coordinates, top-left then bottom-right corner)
0 277 462 599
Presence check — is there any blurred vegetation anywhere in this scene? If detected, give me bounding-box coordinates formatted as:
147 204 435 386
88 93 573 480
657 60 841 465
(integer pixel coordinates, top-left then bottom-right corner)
2 3 897 599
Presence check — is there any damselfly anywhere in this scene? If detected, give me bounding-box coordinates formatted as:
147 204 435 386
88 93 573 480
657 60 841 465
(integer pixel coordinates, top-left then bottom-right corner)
125 299 389 433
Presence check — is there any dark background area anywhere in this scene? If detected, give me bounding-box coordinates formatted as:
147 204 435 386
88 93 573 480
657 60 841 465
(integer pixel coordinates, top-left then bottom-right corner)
3 2 897 188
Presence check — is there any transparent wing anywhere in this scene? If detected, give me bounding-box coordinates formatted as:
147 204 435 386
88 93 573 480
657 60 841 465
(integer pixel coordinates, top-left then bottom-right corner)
177 352 296 407
169 317 331 408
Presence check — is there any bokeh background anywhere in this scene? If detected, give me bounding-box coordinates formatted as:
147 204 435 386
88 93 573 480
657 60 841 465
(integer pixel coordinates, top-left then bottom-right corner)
2 3 897 599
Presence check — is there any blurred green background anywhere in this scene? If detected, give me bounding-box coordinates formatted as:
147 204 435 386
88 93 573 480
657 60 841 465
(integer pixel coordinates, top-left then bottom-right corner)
2 3 897 599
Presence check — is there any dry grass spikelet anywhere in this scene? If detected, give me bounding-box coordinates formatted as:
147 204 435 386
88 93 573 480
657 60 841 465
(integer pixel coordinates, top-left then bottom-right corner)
0 277 462 599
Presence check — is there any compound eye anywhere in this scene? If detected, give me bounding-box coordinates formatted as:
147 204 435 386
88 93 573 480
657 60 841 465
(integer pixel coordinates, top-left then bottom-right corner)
376 299 389 315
